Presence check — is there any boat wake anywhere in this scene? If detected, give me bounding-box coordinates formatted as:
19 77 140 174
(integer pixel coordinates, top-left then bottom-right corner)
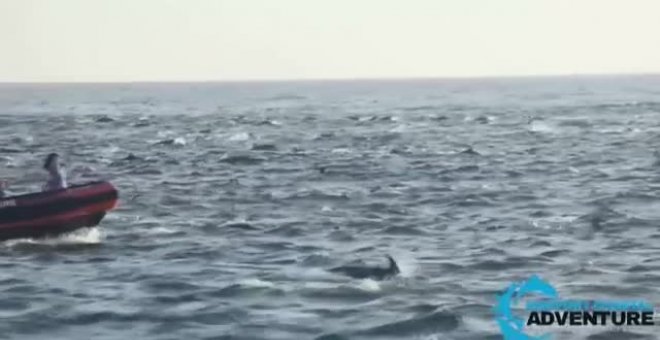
2 227 103 248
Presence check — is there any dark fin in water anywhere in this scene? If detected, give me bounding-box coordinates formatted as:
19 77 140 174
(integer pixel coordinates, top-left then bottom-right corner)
251 143 278 151
329 255 400 280
95 115 115 123
123 153 141 161
222 222 258 230
386 255 400 275
460 147 480 155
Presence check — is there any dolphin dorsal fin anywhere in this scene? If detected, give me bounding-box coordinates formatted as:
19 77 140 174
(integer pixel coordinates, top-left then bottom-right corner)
386 255 399 273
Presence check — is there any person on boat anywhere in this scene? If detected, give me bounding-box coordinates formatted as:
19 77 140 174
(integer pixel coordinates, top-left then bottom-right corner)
0 180 7 198
42 153 68 192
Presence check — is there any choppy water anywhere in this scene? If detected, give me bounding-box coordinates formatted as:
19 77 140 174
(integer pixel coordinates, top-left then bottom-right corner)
1 76 660 340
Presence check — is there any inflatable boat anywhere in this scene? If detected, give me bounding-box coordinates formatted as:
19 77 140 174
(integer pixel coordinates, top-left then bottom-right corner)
0 181 118 241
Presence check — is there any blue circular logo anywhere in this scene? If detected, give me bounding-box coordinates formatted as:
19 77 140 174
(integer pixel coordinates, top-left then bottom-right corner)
494 275 558 340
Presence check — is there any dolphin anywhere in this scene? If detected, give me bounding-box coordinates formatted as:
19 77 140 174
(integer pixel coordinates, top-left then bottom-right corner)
459 146 480 155
329 255 400 280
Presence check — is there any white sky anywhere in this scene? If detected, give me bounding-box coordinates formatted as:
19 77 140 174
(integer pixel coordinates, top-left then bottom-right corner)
1 0 660 82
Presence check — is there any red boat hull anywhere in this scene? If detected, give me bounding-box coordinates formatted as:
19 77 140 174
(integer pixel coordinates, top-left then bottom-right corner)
0 181 118 241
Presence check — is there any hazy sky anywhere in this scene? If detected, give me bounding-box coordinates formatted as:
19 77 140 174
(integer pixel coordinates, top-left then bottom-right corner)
2 0 660 82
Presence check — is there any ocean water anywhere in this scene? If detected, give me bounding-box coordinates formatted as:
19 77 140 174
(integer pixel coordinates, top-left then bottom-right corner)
0 75 660 340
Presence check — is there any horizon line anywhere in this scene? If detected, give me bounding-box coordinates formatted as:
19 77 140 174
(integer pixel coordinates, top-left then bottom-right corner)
1 72 659 85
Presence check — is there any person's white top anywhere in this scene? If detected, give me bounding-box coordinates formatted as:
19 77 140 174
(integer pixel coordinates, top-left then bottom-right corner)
43 167 68 192
0 180 7 198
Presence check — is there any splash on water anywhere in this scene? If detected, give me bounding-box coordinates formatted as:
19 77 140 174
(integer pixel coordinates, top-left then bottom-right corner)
238 278 275 288
391 253 419 278
228 132 251 141
3 227 103 248
173 137 186 146
357 278 382 292
528 120 556 133
148 226 179 235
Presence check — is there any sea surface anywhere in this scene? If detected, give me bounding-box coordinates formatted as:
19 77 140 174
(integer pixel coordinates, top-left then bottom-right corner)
0 76 660 340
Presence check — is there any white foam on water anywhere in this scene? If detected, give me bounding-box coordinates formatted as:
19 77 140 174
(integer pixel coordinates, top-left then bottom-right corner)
331 148 352 154
238 278 275 288
356 278 381 292
149 226 178 235
3 227 104 247
412 335 447 340
529 120 556 133
464 115 493 123
530 215 578 230
228 132 250 141
303 281 339 290
390 124 407 132
104 145 121 154
392 253 419 278
173 137 186 146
